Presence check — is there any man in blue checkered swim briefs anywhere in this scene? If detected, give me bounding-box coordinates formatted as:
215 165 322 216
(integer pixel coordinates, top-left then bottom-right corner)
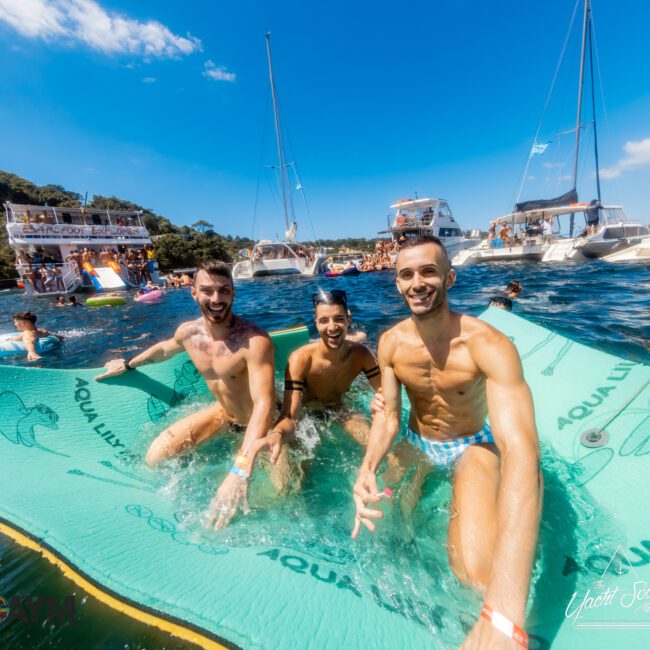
351 236 543 649
404 419 494 466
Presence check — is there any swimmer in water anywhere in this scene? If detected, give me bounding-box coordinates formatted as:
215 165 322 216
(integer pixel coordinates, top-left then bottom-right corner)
488 296 513 311
10 311 64 361
95 261 276 530
251 290 382 478
353 236 541 650
54 296 66 307
505 280 522 298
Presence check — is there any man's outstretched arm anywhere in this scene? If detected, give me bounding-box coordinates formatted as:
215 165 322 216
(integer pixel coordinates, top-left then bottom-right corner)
352 333 401 538
462 329 542 648
95 324 187 380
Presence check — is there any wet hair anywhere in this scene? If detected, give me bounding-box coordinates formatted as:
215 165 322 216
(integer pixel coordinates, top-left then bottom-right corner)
488 296 513 311
69 296 77 304
13 310 37 323
397 235 450 267
506 280 522 294
194 260 232 284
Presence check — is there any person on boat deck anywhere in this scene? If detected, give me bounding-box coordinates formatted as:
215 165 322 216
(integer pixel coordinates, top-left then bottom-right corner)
543 215 553 241
39 211 52 224
95 260 278 530
586 198 602 236
353 236 541 650
250 289 405 491
488 222 496 240
498 223 511 243
10 311 64 362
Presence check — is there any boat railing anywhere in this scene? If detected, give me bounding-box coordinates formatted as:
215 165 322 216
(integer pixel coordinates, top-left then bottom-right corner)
17 262 81 295
5 204 145 228
391 215 435 229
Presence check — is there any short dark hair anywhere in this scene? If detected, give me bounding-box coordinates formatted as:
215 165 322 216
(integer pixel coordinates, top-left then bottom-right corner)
488 296 513 311
13 311 37 323
397 235 450 266
194 260 232 284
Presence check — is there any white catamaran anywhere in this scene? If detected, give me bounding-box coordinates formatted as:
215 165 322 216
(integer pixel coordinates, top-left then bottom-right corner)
232 34 325 280
453 0 648 267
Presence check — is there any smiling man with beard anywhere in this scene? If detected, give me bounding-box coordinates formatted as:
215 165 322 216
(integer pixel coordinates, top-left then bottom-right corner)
352 236 542 650
96 261 275 530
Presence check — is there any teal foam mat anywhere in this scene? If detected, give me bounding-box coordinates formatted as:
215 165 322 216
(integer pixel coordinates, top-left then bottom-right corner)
0 313 648 649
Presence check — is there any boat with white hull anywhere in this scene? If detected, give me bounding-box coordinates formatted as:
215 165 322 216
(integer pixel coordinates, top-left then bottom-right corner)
379 197 479 257
4 203 160 295
232 34 326 281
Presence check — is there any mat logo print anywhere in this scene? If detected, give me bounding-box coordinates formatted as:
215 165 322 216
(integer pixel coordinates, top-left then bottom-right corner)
0 595 75 626
565 546 650 628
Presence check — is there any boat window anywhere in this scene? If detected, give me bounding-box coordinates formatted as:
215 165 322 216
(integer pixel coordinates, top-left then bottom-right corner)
602 227 625 240
437 202 454 221
599 208 626 225
438 227 462 237
639 225 650 236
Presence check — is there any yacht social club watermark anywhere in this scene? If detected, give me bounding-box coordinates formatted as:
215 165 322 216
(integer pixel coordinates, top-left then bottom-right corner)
565 545 650 629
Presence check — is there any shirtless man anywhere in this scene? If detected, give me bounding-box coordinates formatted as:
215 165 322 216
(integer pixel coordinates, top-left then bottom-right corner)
11 311 63 361
352 236 542 650
95 261 275 530
252 289 381 467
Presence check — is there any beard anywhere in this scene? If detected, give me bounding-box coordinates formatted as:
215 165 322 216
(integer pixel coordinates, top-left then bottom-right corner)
199 301 232 325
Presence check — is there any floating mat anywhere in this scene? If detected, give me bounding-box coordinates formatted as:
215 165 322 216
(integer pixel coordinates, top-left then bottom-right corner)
0 313 649 649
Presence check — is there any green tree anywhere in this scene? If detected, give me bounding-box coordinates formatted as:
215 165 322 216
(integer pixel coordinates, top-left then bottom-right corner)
192 219 214 233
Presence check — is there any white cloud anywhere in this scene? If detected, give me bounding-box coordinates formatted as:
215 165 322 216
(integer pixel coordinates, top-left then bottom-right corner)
600 138 650 179
558 174 573 181
0 0 201 58
142 76 157 83
543 162 565 169
203 59 236 82
527 175 536 181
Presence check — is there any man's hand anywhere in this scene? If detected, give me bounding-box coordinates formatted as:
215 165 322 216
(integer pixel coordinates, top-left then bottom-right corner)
369 388 385 416
459 616 522 650
351 468 383 539
27 352 42 362
95 359 128 381
205 472 250 530
250 431 283 466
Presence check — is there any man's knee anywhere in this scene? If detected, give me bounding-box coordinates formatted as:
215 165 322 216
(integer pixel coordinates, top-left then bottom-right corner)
448 544 491 591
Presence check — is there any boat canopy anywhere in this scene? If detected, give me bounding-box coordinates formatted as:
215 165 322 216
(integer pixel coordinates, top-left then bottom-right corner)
389 198 440 211
491 203 625 226
514 189 579 214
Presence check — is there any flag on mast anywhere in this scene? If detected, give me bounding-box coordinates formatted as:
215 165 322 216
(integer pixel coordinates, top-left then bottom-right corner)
531 141 550 156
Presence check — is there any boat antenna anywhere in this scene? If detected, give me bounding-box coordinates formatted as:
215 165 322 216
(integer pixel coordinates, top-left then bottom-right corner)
266 32 291 235
587 5 601 202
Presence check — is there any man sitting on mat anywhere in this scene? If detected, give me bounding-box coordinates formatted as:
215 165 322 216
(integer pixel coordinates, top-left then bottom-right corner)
96 261 276 530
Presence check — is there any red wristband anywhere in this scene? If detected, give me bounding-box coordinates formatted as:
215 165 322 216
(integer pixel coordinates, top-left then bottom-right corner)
481 604 528 649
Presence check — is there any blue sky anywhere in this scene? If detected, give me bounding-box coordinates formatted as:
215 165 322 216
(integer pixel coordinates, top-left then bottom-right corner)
0 0 648 239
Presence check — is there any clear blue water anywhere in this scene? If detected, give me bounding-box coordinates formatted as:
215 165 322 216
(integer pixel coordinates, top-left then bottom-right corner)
0 260 648 649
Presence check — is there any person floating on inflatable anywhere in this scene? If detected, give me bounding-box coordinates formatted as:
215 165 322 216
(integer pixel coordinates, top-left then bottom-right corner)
7 311 63 361
96 261 277 530
353 236 541 650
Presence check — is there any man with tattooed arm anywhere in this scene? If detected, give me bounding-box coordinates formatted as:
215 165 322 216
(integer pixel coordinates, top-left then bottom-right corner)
96 261 275 530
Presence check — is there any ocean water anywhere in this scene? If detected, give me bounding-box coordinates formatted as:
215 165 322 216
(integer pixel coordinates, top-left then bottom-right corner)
0 260 648 649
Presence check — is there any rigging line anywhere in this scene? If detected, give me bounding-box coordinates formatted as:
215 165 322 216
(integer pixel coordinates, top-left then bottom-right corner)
252 88 272 240
515 0 581 204
273 94 297 228
289 163 317 240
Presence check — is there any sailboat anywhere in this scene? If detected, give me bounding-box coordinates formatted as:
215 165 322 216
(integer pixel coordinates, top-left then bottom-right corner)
232 34 326 280
452 0 648 267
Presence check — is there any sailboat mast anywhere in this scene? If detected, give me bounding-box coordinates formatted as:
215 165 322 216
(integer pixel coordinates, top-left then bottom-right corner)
572 0 590 192
265 32 290 233
588 9 602 202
